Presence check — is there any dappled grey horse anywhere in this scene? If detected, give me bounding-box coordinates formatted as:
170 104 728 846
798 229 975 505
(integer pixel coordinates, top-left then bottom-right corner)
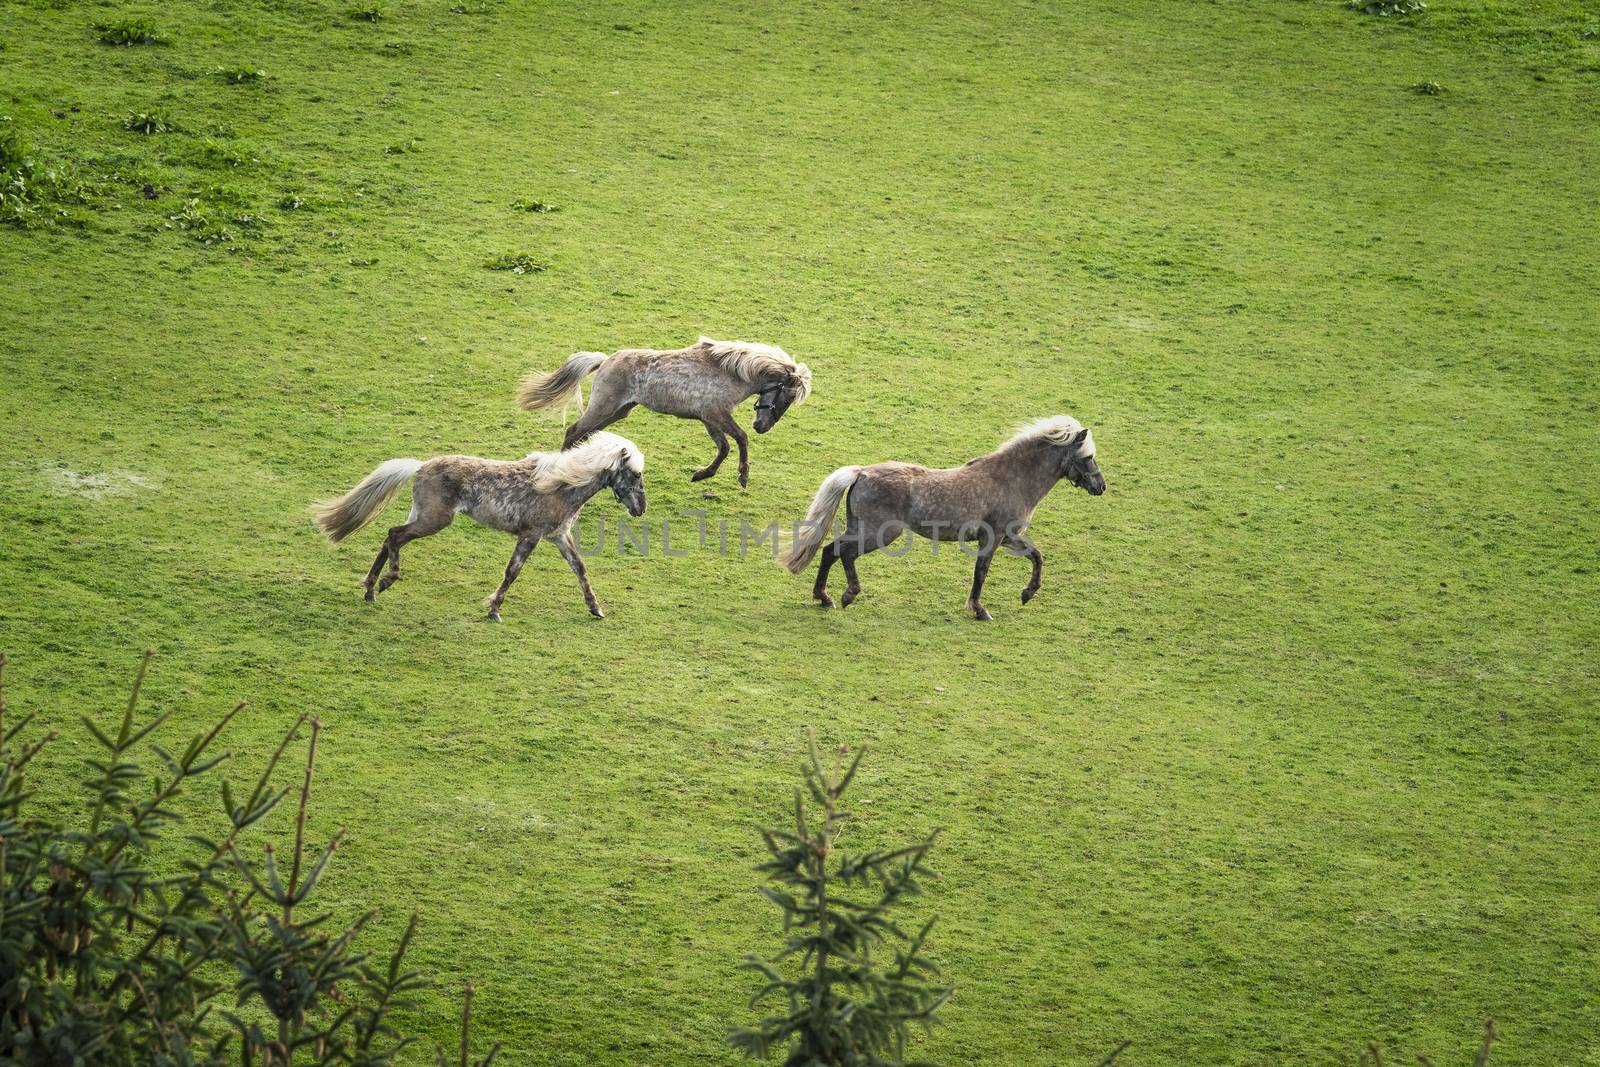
782 416 1105 620
313 432 647 620
518 337 811 487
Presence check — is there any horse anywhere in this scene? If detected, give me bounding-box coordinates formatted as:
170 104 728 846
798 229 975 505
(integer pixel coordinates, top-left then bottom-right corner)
780 416 1105 620
312 431 647 620
517 336 811 487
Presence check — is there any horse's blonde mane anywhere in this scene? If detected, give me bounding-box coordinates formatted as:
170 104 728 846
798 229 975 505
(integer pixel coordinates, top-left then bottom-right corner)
696 336 812 402
1003 415 1095 458
525 431 643 491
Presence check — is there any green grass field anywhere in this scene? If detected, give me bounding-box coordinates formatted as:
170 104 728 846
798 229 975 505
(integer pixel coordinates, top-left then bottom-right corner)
3 0 1598 1062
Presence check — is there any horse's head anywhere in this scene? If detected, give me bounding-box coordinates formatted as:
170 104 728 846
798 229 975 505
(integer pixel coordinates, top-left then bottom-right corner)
610 457 647 516
1059 427 1105 495
753 364 811 434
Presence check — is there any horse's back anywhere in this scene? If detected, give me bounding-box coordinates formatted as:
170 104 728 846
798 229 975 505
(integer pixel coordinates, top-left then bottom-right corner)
857 461 995 537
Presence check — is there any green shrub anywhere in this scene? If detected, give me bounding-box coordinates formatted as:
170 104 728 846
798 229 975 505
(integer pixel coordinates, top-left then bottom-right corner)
217 65 265 84
0 651 500 1066
96 18 165 45
511 197 557 212
483 252 548 274
1410 80 1444 95
730 734 951 1066
348 3 386 21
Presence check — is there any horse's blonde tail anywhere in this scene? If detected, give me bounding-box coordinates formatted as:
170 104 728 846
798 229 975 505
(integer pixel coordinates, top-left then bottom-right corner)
313 459 423 543
517 351 607 414
782 465 862 573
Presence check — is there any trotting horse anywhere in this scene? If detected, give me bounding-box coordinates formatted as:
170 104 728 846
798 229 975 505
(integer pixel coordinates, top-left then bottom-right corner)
313 431 647 620
781 416 1105 620
517 337 811 487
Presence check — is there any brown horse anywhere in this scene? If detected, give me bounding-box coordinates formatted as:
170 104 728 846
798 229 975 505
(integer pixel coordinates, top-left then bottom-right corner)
517 337 811 487
313 432 646 620
781 417 1105 620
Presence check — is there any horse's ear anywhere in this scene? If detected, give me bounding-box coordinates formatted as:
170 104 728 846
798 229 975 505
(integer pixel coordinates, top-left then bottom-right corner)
1071 428 1090 447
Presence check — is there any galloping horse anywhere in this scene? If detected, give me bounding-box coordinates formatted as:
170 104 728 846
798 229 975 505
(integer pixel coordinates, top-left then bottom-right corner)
313 432 646 620
781 416 1105 620
517 337 811 487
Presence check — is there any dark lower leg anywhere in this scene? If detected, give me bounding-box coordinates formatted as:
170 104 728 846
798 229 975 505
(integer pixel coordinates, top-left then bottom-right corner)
556 535 603 617
692 420 730 482
378 543 403 591
968 546 996 620
840 546 863 607
812 542 838 607
1016 540 1043 603
363 543 391 600
486 538 536 621
728 423 750 487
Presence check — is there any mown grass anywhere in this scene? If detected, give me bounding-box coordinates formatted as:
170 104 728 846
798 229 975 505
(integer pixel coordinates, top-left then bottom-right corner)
1 0 1597 1064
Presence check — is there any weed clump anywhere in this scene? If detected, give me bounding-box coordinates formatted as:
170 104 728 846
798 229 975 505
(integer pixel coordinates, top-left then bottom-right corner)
511 197 557 212
217 65 265 84
1 119 93 228
1348 0 1427 15
348 3 385 21
1410 80 1444 95
483 252 548 274
96 18 165 45
166 199 234 244
122 111 173 135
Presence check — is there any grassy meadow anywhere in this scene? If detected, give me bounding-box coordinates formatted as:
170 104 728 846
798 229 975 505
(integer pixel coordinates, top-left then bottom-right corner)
2 0 1598 1062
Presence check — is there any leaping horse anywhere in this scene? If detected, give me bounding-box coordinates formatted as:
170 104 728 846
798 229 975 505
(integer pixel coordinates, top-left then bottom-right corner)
517 337 811 487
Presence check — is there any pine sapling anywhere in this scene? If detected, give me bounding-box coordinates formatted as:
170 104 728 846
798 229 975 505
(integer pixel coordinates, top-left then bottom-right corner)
731 732 951 1066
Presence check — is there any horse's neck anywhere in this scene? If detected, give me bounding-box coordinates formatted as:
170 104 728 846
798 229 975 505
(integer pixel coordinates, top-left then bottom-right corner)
986 443 1060 506
564 475 609 509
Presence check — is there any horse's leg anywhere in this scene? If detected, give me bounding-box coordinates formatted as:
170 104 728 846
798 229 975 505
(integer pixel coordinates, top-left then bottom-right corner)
555 531 605 618
485 537 536 622
724 417 750 487
562 399 635 450
839 542 870 608
1006 534 1044 604
691 418 730 482
811 542 839 608
363 543 391 601
837 509 890 609
966 539 999 621
364 502 454 601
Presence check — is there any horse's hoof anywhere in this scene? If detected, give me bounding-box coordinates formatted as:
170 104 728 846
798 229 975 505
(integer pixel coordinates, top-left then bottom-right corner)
487 610 501 622
973 607 992 621
841 591 858 608
378 576 397 592
363 589 376 603
589 606 605 619
816 595 836 609
1021 586 1037 604
690 468 713 482
738 472 749 488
